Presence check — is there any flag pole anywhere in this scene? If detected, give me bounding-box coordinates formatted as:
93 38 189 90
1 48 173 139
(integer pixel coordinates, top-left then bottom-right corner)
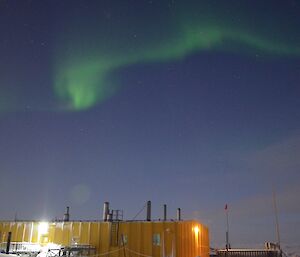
225 204 229 250
272 188 281 250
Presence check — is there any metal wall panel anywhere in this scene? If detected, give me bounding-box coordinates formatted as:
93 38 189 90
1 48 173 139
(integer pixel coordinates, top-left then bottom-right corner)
0 220 209 257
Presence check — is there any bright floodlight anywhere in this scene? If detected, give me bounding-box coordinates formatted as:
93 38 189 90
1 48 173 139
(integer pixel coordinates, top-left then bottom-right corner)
38 222 49 235
193 226 199 234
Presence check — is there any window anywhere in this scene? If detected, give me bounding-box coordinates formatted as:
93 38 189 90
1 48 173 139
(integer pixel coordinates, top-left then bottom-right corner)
152 234 160 246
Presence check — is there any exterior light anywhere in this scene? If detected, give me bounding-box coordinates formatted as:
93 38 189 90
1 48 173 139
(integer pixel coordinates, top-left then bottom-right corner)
193 226 199 234
193 226 200 248
38 222 49 235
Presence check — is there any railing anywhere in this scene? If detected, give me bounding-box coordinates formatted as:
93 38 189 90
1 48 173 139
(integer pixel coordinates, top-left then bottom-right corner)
0 241 41 254
0 242 96 257
111 210 124 221
45 245 96 257
217 249 282 257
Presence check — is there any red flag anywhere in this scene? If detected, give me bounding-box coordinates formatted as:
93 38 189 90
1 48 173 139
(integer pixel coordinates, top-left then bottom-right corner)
225 204 228 210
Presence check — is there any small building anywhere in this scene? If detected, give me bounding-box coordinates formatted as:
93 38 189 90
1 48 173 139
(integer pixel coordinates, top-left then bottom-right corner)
0 202 209 257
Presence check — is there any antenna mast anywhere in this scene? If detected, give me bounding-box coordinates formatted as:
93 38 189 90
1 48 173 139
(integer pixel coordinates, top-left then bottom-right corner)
272 188 281 249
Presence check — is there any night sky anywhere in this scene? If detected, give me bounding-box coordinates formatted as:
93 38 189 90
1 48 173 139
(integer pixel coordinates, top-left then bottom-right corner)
1 0 300 250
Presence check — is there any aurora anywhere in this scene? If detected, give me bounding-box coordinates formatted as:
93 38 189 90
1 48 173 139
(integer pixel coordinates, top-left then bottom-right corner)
55 26 300 110
1 1 300 112
53 1 300 111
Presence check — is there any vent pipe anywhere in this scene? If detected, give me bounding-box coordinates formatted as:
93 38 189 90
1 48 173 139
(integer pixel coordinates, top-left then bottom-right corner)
163 204 167 221
103 202 109 221
63 206 70 222
6 232 12 254
146 201 151 221
177 208 181 221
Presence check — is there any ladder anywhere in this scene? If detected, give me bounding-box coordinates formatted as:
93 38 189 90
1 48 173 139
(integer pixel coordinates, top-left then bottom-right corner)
110 222 119 247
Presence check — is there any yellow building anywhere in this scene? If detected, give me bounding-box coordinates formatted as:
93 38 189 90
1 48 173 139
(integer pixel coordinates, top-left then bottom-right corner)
0 220 209 257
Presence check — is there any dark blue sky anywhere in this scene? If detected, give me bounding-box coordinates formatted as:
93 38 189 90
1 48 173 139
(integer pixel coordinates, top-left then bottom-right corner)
0 0 300 250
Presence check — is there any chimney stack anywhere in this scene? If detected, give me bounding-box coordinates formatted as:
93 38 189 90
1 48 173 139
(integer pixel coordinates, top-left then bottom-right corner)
163 204 167 221
103 202 110 221
177 208 181 221
63 206 70 222
146 201 151 221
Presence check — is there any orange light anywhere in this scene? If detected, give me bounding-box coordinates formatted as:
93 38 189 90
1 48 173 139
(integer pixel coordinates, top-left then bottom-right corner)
193 226 199 234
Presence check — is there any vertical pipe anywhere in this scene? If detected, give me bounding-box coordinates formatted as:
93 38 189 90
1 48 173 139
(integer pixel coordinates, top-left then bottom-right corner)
177 208 181 221
146 201 151 221
64 206 70 222
121 234 127 257
6 232 12 254
103 202 109 221
163 204 167 221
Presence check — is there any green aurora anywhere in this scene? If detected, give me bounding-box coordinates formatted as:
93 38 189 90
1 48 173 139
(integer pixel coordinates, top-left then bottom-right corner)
41 2 300 111
54 23 300 111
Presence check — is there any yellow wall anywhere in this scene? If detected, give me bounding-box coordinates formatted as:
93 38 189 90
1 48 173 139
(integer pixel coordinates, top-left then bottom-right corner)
0 220 209 257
